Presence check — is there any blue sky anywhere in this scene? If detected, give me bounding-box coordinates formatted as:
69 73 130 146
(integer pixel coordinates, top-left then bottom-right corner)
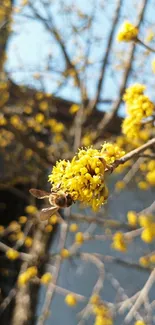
6 0 155 115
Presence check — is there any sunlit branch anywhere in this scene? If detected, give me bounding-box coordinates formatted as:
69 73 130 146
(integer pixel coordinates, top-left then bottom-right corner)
111 137 155 170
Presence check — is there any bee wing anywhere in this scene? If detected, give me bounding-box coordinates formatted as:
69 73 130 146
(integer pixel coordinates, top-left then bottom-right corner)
29 188 50 199
40 207 58 221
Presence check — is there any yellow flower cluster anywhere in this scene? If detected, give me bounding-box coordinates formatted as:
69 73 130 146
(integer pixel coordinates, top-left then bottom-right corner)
25 205 37 214
18 216 27 224
65 293 77 306
117 21 138 42
75 232 84 245
139 254 155 267
6 249 19 260
49 144 124 211
138 160 155 188
69 104 79 114
127 211 138 226
47 119 65 133
60 248 70 259
41 272 52 285
122 84 154 139
69 223 79 232
112 232 127 252
18 266 38 286
24 236 33 248
134 321 146 325
92 299 113 325
127 211 155 243
139 214 155 243
49 214 58 224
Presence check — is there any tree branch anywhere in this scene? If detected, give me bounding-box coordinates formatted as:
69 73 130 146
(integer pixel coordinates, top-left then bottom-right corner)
94 0 149 140
88 0 123 111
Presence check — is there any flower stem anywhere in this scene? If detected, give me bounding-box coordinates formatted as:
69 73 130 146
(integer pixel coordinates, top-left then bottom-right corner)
136 38 155 53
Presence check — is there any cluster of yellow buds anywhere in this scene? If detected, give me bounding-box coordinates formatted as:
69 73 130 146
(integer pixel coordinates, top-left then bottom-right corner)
46 118 65 133
117 21 138 42
122 84 154 139
138 160 155 189
41 272 53 285
25 205 38 215
60 248 70 259
127 211 155 243
140 215 155 243
75 232 84 245
139 254 155 267
111 232 127 252
49 144 125 211
91 295 113 325
65 293 77 306
6 248 19 260
69 223 79 232
18 266 38 286
134 320 146 325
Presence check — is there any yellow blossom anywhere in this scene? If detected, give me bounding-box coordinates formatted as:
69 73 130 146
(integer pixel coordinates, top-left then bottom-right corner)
115 180 125 190
69 104 79 114
25 205 37 214
26 266 38 277
18 272 29 286
10 115 21 128
49 144 123 211
36 92 44 100
139 163 147 172
75 232 84 245
24 105 32 114
49 215 58 224
141 227 154 243
139 256 150 267
18 216 27 224
18 266 37 287
16 231 24 240
24 237 33 248
112 232 127 252
65 293 77 306
127 211 137 226
60 248 70 258
69 223 79 232
8 221 20 232
139 215 153 228
45 225 53 233
147 160 155 171
149 254 155 263
117 21 138 42
39 101 48 111
90 294 100 305
41 272 53 285
6 249 19 260
35 113 45 123
0 115 7 126
134 321 146 325
146 171 155 185
122 84 154 139
138 181 149 190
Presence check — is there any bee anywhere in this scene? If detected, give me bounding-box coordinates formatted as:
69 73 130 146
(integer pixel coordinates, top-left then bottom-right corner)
29 188 73 221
